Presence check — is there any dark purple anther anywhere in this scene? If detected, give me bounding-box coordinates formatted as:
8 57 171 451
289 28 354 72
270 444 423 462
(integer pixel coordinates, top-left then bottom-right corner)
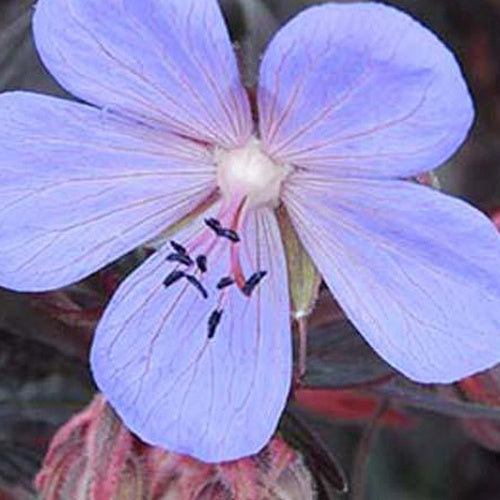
170 240 187 255
207 309 223 339
196 255 207 273
204 218 223 235
217 276 234 289
166 253 193 266
242 270 268 296
219 228 240 243
163 270 185 288
185 274 208 299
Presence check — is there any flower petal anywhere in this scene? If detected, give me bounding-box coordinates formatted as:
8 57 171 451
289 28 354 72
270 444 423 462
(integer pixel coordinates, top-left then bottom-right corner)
0 92 216 291
33 0 252 147
258 3 473 178
283 174 500 383
90 205 291 462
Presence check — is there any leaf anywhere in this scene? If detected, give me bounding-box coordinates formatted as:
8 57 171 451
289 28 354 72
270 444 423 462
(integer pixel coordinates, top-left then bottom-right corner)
462 418 500 452
281 406 348 494
373 376 500 421
456 367 500 451
0 443 38 498
0 289 91 362
0 0 67 95
0 290 93 494
294 387 411 428
305 318 395 388
220 0 279 86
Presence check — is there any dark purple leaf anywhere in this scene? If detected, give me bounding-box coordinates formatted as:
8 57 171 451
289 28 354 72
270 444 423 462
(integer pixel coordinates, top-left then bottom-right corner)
281 406 348 494
305 319 395 388
374 376 500 421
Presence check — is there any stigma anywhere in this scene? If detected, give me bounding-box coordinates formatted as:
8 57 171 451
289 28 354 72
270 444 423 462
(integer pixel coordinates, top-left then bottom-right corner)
215 137 291 209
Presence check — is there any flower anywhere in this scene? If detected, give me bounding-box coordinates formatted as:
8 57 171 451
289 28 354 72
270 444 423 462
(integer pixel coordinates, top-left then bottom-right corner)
0 0 499 462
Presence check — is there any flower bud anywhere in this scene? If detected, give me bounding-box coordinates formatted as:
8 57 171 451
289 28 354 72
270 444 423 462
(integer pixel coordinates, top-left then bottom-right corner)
36 396 315 499
148 436 315 499
35 395 148 500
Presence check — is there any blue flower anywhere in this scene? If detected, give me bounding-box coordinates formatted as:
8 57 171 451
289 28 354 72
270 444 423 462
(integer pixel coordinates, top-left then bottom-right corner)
0 0 498 462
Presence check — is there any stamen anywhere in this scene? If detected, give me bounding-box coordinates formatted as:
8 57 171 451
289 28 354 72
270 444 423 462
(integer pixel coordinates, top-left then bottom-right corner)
166 253 193 266
196 255 207 273
242 270 268 297
217 276 235 289
207 309 223 339
219 228 240 243
170 240 188 255
204 218 240 243
204 218 223 235
228 197 249 289
163 270 185 288
185 274 208 299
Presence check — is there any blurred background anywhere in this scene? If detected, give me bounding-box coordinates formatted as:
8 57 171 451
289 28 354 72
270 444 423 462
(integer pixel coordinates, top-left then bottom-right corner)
1 0 500 498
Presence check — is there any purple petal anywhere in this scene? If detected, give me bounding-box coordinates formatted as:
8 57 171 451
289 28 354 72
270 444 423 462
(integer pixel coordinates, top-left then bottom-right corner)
283 174 500 383
0 92 215 291
33 0 252 147
258 3 473 178
90 205 291 462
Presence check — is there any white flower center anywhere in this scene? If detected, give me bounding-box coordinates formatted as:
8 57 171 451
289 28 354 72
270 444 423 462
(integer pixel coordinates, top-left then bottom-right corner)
216 138 291 208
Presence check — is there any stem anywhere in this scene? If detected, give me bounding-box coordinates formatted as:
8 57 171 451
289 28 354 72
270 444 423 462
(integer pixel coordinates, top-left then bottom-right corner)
350 399 389 500
298 316 308 380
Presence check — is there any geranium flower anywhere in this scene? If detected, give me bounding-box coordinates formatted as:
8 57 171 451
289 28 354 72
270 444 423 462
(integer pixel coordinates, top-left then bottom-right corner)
0 0 499 462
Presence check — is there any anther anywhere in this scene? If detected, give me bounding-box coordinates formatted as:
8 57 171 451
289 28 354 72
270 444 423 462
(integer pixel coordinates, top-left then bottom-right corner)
217 276 235 289
204 218 240 243
185 274 208 299
196 255 207 273
170 240 188 255
166 253 193 266
205 218 223 235
242 270 268 296
219 228 240 243
207 309 223 339
163 270 185 288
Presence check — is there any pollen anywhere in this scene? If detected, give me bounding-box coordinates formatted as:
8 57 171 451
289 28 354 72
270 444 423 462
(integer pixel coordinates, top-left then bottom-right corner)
216 138 291 208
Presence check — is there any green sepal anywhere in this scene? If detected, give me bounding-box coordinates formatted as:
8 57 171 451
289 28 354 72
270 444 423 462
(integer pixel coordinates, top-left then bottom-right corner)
277 205 321 320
